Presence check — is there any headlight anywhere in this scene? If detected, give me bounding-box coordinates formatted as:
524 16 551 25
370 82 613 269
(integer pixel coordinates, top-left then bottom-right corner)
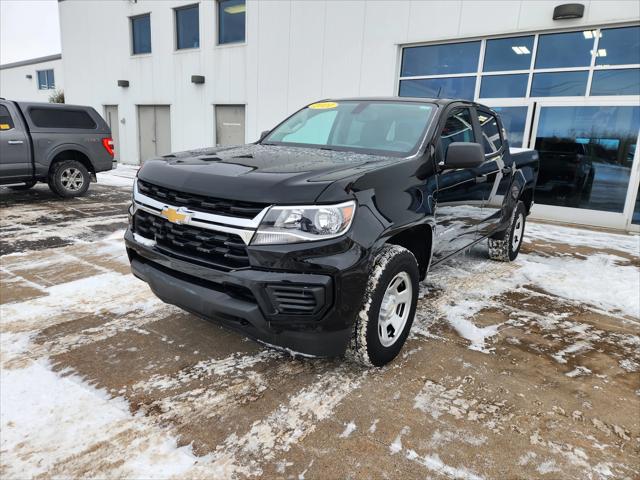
251 201 356 245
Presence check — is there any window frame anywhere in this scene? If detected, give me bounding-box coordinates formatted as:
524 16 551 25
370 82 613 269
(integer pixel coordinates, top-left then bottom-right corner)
174 3 200 51
36 69 55 90
217 0 246 46
398 22 640 102
130 13 152 56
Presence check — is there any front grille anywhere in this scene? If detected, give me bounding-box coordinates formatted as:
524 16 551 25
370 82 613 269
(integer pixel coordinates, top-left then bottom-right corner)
266 285 325 316
134 209 249 269
137 179 267 219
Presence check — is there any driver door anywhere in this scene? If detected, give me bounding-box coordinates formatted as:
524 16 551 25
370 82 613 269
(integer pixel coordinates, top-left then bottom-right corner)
432 106 485 263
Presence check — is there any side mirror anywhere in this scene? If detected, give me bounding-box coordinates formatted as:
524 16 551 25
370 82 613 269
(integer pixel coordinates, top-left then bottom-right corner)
445 142 485 169
259 130 270 141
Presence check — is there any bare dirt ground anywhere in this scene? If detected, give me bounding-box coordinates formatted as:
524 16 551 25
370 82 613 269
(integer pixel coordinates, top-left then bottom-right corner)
1 181 639 479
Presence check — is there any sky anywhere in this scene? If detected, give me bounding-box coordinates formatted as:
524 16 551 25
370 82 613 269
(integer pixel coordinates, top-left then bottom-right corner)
0 0 61 65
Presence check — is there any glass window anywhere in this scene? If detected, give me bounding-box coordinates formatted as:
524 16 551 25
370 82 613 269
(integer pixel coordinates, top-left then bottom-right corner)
493 107 528 148
534 105 640 212
591 69 640 96
530 71 588 97
29 108 97 129
535 31 593 69
0 105 15 130
440 108 475 153
483 36 534 72
596 26 640 66
131 14 151 54
176 4 199 50
218 0 245 44
37 69 54 90
478 111 503 154
264 101 435 156
401 41 480 76
399 77 476 100
479 74 528 98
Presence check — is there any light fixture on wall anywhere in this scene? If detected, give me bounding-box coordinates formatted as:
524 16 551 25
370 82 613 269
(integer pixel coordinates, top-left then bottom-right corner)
25 74 32 79
191 75 205 84
553 3 584 20
117 80 130 87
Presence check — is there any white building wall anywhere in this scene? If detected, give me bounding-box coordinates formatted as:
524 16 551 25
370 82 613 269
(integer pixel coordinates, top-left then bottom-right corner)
0 57 64 102
59 0 639 164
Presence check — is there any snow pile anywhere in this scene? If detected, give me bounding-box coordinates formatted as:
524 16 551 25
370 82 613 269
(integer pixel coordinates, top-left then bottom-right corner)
96 163 138 188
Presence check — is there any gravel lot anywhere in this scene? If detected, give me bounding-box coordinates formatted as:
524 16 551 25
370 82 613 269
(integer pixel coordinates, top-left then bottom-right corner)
1 173 639 479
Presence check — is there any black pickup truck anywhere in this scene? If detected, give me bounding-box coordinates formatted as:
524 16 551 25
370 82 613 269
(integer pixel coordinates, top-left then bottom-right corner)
125 98 538 366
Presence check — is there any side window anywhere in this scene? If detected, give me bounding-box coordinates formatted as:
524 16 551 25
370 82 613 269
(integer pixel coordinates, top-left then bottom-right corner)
439 107 475 155
478 111 503 155
0 105 15 131
28 108 97 129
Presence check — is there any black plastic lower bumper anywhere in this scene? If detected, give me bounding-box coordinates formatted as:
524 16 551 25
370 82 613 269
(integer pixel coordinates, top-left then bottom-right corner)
125 229 358 357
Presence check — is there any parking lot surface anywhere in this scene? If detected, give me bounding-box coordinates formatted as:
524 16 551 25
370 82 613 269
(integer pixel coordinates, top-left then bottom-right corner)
1 178 639 479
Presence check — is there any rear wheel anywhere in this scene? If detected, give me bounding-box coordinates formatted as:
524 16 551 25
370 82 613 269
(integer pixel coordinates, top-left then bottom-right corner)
48 160 90 198
348 245 419 367
8 180 36 190
488 201 526 262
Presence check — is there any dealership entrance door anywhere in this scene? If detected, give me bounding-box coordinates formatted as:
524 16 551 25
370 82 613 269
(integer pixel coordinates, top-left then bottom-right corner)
482 98 640 232
138 105 171 163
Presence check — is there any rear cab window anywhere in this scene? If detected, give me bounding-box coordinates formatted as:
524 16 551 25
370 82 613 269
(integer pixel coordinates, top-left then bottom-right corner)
0 105 15 131
28 107 97 129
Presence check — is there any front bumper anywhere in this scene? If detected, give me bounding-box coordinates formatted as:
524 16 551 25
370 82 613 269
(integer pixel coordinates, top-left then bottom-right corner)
125 229 368 357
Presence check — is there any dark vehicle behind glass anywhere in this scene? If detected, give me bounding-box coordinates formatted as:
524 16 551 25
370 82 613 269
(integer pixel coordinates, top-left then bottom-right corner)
125 98 538 366
0 99 115 197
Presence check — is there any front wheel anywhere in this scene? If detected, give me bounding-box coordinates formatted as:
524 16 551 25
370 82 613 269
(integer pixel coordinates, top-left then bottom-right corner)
488 201 526 262
348 245 419 367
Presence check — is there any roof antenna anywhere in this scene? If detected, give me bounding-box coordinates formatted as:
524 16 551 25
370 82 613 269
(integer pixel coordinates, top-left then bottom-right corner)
436 86 442 98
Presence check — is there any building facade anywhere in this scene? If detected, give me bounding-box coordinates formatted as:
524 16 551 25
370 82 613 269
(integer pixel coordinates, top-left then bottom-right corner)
0 54 64 102
58 0 640 231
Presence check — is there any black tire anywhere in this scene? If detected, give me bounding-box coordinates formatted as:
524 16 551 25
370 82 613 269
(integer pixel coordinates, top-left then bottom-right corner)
348 245 419 367
488 201 526 262
48 160 90 198
8 181 36 190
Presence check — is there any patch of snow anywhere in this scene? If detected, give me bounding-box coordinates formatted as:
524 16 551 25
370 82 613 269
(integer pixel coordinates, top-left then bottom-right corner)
0 359 204 479
406 449 484 480
565 366 592 377
389 426 409 455
368 419 379 434
339 421 356 438
537 460 560 474
96 164 138 188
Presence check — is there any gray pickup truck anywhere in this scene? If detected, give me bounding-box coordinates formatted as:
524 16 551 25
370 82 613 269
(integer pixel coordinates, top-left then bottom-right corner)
0 99 115 197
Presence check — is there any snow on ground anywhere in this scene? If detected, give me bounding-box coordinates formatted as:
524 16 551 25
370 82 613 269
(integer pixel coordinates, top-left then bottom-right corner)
1 183 639 479
96 163 138 188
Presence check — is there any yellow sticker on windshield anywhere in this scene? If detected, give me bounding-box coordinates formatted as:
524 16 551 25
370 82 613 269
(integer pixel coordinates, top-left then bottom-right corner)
0 123 10 130
309 102 338 110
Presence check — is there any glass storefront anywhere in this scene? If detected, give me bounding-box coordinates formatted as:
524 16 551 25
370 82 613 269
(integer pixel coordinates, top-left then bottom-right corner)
534 106 640 212
398 24 640 229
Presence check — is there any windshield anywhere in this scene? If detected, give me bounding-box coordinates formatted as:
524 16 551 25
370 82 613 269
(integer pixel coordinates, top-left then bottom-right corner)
263 101 436 156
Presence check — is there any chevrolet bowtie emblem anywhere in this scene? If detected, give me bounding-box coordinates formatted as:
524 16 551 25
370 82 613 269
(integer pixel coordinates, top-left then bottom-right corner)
161 206 191 224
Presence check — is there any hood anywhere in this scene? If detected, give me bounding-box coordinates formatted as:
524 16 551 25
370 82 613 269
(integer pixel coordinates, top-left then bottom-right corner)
137 144 396 204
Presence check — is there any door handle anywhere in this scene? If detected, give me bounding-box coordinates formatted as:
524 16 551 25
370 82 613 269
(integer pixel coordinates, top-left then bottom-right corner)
7 140 24 145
